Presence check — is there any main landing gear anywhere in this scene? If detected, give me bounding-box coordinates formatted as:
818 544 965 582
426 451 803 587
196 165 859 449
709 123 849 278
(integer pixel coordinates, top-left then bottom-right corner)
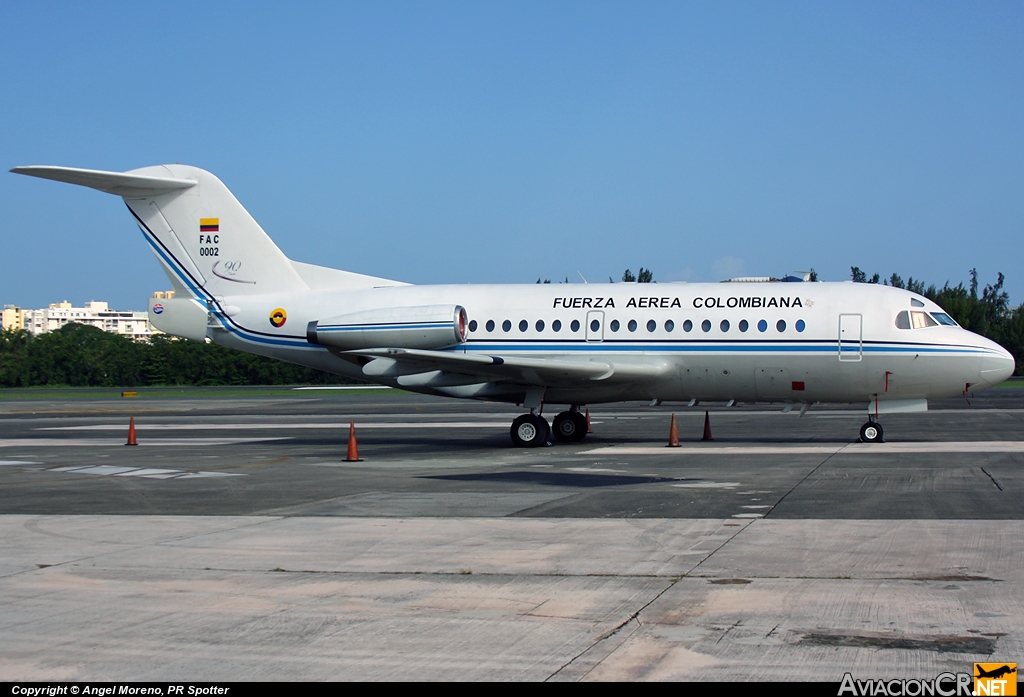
510 413 550 447
510 407 589 447
859 419 884 443
552 410 588 443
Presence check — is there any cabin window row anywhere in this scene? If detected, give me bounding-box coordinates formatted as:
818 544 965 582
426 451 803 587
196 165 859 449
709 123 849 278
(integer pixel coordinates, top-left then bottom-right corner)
466 318 807 334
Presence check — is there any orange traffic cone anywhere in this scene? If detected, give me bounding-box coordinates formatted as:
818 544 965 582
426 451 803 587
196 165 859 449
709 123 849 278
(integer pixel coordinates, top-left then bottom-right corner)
345 421 362 462
586 408 592 434
126 417 138 446
702 411 713 441
667 413 680 447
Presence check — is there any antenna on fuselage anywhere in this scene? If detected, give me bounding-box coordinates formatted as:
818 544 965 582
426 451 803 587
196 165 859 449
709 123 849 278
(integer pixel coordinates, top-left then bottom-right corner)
577 271 588 284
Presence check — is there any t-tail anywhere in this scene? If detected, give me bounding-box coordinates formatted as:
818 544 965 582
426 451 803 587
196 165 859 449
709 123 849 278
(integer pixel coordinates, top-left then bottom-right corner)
10 165 309 301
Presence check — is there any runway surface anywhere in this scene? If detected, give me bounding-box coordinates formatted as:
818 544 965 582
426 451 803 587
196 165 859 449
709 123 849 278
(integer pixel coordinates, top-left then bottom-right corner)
1 387 1022 680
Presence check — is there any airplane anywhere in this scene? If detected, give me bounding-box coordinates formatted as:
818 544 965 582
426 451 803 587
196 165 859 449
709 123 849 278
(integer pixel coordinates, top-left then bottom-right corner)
10 164 1016 447
975 665 1017 680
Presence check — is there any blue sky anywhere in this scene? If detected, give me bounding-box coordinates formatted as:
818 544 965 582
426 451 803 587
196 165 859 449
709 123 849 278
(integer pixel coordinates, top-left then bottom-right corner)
2 1 1022 310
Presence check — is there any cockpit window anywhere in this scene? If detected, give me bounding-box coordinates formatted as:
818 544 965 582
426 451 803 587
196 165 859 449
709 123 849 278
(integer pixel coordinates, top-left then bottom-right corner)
911 298 925 308
896 311 939 329
911 311 938 328
931 312 958 327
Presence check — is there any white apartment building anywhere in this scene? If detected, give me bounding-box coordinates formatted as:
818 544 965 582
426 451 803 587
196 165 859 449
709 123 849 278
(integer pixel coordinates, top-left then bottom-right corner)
15 300 162 341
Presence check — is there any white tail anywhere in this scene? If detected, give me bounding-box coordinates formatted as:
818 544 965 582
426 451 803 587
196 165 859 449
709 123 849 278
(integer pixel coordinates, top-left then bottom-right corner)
10 164 308 300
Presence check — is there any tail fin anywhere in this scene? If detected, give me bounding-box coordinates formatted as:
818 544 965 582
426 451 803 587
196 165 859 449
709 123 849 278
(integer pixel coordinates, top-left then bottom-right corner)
10 165 308 299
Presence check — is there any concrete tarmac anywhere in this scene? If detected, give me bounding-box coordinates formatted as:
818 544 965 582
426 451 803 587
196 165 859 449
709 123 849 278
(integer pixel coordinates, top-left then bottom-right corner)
0 387 1022 680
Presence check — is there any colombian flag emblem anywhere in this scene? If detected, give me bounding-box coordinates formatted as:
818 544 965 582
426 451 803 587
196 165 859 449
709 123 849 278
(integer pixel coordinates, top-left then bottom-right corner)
269 308 287 328
200 218 220 232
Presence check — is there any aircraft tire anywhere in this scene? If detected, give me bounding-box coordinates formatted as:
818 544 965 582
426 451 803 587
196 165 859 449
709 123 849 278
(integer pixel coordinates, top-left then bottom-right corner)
859 421 884 443
511 414 550 448
553 411 588 442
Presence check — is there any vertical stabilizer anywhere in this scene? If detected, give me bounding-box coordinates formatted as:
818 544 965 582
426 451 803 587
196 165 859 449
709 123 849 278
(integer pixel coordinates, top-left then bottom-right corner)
11 164 309 300
123 165 308 298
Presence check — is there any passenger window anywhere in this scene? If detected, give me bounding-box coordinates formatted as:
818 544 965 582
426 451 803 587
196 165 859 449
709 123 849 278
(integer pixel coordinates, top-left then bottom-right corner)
486 320 495 332
502 320 511 332
720 320 730 332
591 319 601 332
738 319 748 332
519 320 528 332
646 319 656 332
795 319 805 332
683 319 693 332
757 319 767 332
469 320 478 332
911 311 938 328
552 319 562 332
535 319 545 332
628 320 637 332
610 319 620 332
570 319 580 332
701 320 711 332
665 319 674 332
776 320 786 332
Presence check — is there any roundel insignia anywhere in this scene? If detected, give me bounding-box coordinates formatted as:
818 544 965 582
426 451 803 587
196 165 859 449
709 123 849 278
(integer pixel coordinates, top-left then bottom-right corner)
269 308 287 328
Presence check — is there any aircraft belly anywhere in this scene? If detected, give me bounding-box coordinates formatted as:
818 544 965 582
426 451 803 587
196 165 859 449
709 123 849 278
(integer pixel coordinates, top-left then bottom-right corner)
211 329 367 380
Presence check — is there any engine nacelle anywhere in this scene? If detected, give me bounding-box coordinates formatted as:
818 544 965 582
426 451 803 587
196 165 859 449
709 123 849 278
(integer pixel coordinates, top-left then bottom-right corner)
307 304 468 351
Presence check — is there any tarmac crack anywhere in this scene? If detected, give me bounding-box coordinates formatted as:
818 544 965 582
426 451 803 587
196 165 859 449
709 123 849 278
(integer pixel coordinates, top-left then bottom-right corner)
980 467 1004 491
3 515 286 580
761 442 853 517
546 520 753 681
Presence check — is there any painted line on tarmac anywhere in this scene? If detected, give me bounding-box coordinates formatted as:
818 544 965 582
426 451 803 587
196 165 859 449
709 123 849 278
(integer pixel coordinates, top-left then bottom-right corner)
40 422 516 431
581 441 1024 455
292 386 394 390
0 437 289 447
49 465 242 479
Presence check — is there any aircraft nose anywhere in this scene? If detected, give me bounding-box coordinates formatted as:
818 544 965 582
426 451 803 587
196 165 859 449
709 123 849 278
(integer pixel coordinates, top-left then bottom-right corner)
979 344 1015 386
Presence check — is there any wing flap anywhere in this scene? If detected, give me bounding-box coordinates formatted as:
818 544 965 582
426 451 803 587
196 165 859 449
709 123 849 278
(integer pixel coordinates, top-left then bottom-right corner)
351 348 671 385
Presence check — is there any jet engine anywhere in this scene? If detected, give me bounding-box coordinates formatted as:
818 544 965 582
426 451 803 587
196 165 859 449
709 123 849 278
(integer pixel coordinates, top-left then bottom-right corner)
307 304 468 351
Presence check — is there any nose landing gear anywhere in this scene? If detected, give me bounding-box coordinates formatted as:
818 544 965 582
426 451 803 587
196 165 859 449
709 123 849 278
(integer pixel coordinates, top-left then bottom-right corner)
859 420 884 443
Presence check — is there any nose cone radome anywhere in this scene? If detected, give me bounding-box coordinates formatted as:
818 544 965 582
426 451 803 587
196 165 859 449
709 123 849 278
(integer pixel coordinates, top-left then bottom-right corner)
979 341 1015 387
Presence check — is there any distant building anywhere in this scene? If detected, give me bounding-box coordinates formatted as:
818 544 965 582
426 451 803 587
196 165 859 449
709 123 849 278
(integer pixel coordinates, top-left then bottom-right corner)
16 299 163 341
1 305 25 331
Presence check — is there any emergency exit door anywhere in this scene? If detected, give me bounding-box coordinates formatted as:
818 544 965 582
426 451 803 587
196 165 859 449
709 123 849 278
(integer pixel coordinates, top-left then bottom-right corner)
838 314 863 361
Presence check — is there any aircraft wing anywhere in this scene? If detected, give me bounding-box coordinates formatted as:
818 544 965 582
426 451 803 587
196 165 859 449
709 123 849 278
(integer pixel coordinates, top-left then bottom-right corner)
346 347 672 386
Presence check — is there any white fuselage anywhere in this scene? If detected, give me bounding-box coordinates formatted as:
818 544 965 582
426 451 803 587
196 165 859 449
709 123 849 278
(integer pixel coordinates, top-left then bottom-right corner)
12 163 1013 413
209 280 1014 407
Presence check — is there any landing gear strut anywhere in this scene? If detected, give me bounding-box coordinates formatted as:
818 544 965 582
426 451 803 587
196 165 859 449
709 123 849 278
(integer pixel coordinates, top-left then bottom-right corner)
552 410 588 443
859 420 884 443
510 413 551 447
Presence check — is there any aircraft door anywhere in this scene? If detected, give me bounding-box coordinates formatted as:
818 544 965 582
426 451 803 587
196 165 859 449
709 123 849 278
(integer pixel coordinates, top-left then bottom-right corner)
838 314 863 362
586 311 604 342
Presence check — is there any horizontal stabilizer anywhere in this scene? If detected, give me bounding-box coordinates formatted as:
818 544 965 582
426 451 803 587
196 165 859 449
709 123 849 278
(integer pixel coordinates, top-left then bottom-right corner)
10 166 197 197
